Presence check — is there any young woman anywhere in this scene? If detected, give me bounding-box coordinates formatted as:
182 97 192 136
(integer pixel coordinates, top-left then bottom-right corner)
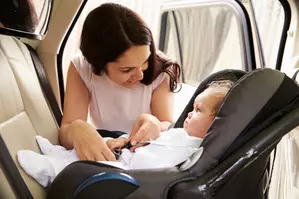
60 3 181 161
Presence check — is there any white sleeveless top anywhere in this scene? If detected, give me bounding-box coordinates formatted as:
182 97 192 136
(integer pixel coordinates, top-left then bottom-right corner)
72 54 165 133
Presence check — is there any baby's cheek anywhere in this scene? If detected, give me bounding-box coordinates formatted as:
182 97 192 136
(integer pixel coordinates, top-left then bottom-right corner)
188 120 200 133
118 75 129 83
183 124 188 132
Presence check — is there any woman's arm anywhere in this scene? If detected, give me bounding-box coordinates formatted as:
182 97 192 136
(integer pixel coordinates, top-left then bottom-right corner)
60 63 115 161
129 75 174 144
59 62 90 149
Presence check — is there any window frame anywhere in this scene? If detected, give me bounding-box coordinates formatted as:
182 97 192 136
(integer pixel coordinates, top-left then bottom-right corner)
57 0 88 109
158 0 257 81
242 0 291 70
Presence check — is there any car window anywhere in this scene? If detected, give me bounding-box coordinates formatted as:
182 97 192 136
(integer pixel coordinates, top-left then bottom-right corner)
251 0 285 69
159 1 254 85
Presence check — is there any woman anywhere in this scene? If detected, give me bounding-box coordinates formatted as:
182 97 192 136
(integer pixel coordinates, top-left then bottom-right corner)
60 3 181 161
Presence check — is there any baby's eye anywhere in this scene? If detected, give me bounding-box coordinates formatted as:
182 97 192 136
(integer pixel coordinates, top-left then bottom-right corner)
195 108 201 112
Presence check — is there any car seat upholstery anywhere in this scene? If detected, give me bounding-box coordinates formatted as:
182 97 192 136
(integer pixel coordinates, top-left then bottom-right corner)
0 34 59 199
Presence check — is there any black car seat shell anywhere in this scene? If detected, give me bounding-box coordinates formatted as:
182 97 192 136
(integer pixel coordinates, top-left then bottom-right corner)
46 68 299 199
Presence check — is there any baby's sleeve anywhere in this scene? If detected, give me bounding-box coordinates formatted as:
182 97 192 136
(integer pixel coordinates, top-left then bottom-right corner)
71 53 92 91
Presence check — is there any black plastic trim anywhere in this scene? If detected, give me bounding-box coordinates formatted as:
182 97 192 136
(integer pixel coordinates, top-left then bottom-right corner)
158 12 168 52
57 0 88 109
248 0 266 68
276 0 291 70
0 136 33 199
171 11 185 82
234 0 256 71
0 28 43 40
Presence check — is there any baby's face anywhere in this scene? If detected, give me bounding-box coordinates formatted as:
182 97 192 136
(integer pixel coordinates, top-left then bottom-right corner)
183 87 223 138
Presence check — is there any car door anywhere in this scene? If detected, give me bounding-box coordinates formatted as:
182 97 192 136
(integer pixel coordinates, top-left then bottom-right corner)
155 0 260 119
158 0 261 80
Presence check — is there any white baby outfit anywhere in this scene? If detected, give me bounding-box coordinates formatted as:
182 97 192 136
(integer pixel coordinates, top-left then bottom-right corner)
17 128 203 188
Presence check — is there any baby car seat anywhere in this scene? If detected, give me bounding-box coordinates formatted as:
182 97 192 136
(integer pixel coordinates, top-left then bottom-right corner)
47 68 299 199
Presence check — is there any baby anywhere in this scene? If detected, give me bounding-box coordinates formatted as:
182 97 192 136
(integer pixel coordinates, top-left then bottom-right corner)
107 79 234 149
17 80 234 188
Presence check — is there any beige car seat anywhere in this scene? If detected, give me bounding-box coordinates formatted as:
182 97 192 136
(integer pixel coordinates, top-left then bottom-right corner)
0 34 59 199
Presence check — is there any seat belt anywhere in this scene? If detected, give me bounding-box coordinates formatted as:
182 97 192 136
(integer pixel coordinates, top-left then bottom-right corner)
0 136 33 199
25 44 62 126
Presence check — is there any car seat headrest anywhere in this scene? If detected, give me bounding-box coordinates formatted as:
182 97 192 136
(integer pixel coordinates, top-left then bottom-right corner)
0 0 53 40
188 68 299 176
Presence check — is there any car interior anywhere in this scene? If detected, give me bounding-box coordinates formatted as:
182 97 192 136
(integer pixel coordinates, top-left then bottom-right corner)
0 0 299 199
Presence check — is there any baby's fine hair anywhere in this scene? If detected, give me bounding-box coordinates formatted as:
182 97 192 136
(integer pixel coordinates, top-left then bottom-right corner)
207 79 234 90
206 79 234 113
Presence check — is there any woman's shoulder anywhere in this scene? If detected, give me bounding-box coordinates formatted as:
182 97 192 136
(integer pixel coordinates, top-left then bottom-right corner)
71 52 91 69
151 72 166 91
71 52 95 90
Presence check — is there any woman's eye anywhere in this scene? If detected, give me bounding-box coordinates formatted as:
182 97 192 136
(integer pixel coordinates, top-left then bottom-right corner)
141 61 149 70
196 108 201 112
120 68 133 73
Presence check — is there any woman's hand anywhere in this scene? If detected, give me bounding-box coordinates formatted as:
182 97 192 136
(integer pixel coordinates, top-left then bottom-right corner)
68 120 116 161
106 138 129 150
129 114 161 145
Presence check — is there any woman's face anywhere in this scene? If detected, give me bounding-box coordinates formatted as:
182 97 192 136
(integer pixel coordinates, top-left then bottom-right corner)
106 45 151 88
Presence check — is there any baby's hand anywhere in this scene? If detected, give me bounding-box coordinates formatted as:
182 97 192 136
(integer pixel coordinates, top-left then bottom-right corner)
106 138 129 150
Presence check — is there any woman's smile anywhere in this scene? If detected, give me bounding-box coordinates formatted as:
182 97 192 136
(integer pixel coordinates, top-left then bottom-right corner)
123 79 140 87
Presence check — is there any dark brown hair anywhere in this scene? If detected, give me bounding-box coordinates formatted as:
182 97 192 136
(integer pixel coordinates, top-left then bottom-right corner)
80 3 180 92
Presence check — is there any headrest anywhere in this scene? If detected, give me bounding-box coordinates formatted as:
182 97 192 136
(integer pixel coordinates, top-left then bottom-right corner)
0 0 53 40
183 68 299 176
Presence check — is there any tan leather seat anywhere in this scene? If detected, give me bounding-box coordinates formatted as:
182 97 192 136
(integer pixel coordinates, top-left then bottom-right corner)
0 35 59 199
